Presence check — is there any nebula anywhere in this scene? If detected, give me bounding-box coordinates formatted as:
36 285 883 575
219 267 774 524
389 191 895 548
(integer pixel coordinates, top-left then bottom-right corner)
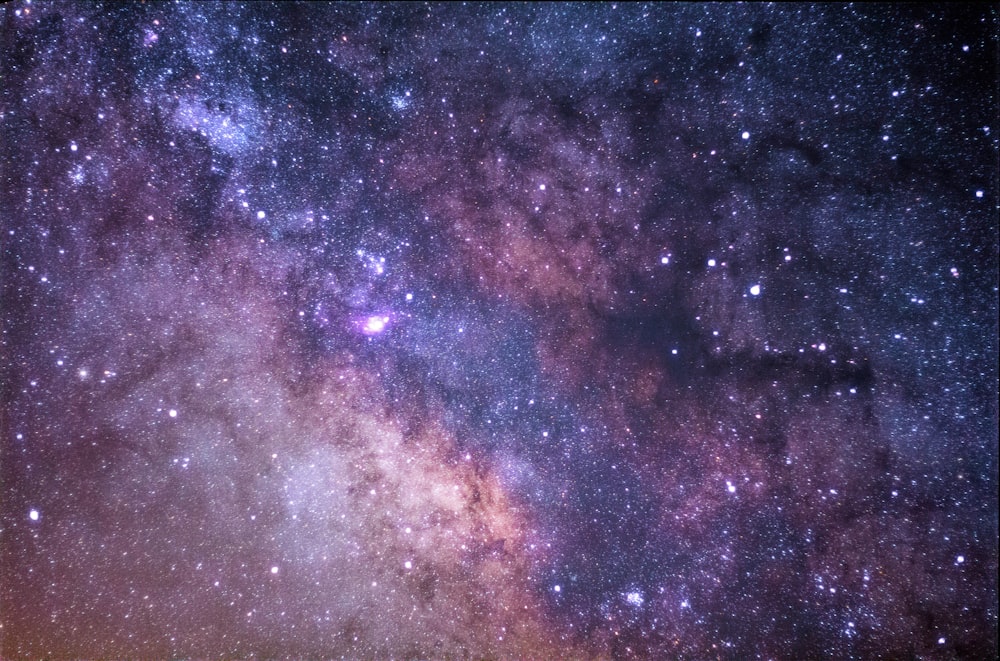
2 3 996 659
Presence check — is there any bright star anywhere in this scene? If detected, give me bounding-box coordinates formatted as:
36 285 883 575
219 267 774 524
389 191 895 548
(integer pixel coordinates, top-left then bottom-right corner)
362 315 390 335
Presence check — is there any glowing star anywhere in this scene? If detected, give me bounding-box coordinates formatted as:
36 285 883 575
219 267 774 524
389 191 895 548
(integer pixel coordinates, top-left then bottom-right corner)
749 284 761 296
29 509 39 521
362 315 390 335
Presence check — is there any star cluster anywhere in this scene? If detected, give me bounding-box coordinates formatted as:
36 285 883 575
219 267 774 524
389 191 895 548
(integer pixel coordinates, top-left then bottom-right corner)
2 3 997 659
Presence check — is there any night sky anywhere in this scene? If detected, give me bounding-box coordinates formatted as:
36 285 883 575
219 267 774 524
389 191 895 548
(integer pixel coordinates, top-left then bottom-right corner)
2 2 997 659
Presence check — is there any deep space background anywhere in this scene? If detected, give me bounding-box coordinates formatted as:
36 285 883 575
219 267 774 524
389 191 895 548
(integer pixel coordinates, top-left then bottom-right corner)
2 2 998 659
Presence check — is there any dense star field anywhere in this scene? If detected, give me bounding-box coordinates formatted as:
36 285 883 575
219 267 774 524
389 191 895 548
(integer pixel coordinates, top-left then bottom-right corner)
2 2 997 658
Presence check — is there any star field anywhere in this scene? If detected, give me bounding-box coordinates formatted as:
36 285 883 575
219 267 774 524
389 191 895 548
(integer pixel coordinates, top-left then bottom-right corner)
2 3 997 659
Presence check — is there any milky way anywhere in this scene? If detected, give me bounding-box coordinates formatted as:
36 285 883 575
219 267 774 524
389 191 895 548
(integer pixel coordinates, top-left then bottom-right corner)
2 3 997 659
